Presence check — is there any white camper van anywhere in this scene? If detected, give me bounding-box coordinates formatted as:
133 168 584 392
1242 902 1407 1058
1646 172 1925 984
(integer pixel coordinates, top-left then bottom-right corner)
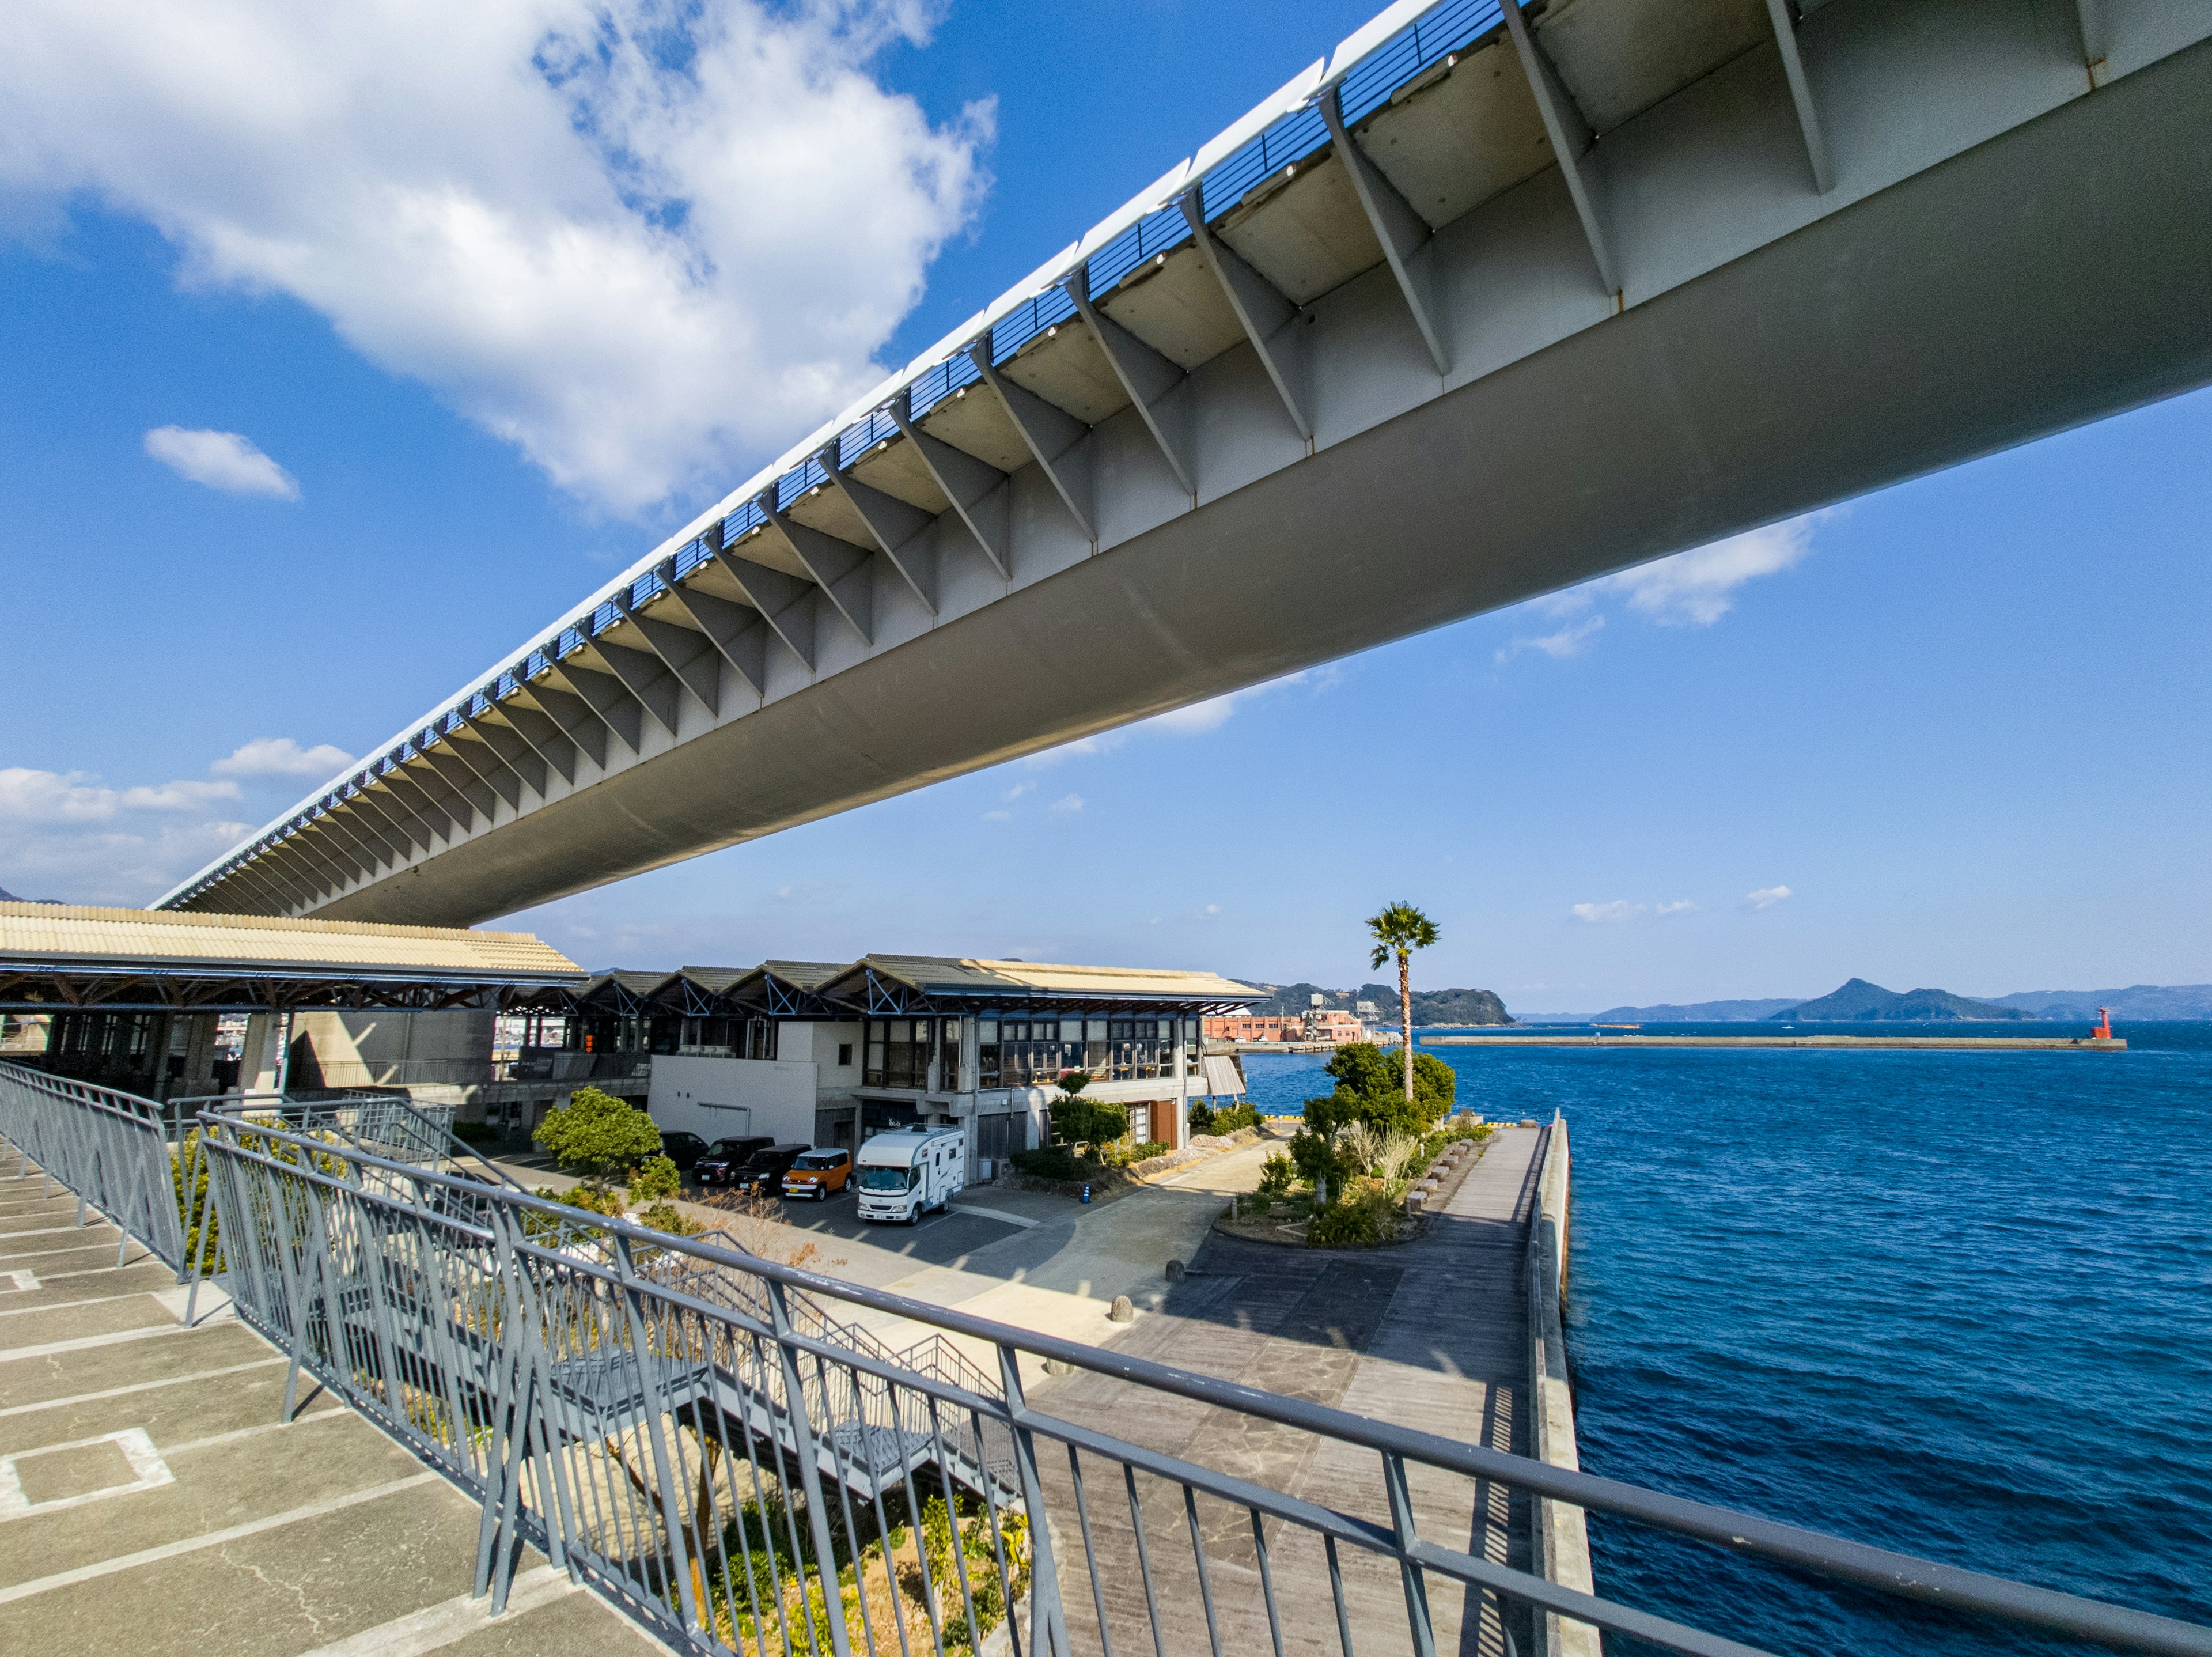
854 1128 965 1224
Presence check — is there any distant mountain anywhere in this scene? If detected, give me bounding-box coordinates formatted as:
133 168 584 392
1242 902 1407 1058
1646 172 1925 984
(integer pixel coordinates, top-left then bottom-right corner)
1987 984 2212 1021
1584 998 1801 1023
1242 981 1511 1028
1770 978 2032 1022
0 887 62 905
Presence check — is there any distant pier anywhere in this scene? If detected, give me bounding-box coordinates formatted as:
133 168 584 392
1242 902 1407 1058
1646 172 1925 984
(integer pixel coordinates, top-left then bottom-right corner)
1426 1034 2126 1051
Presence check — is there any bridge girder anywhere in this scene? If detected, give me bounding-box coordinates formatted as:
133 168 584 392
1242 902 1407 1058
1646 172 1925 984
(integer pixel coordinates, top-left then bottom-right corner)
162 0 2212 922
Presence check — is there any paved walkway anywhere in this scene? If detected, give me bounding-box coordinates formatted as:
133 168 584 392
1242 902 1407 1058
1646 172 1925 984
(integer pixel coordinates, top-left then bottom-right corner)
0 1167 665 1657
1025 1125 1546 1657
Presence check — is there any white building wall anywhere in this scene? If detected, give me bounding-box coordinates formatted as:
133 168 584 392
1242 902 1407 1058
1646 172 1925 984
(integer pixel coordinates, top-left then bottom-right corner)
649 1054 819 1145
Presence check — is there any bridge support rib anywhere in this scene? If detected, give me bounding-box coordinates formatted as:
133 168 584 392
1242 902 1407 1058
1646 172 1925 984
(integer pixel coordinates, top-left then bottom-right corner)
1180 191 1313 441
1069 266 1196 497
761 491 875 646
969 335 1097 545
1502 0 1619 296
1766 0 1834 193
822 447 941 615
890 389 1013 578
1323 85 1450 376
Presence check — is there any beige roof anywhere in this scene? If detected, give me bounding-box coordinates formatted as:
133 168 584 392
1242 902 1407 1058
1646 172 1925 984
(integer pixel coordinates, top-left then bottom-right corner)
855 955 1262 1001
0 902 582 983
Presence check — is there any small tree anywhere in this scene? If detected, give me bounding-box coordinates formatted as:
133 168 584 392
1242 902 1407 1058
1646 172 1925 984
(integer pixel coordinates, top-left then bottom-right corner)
533 1086 662 1182
1317 1042 1455 1135
1366 902 1441 1106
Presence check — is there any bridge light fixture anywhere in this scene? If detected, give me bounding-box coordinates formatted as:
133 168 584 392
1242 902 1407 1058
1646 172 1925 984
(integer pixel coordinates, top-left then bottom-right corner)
1154 254 1165 266
1047 325 1058 338
955 387 966 399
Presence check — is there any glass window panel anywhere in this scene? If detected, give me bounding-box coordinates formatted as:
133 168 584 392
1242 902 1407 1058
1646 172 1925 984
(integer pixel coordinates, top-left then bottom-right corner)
1060 1019 1082 1043
1085 1019 1106 1042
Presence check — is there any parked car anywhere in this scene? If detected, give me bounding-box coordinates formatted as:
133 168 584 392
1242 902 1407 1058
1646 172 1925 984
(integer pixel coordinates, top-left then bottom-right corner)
691 1136 774 1186
733 1143 809 1196
780 1148 851 1201
657 1131 709 1170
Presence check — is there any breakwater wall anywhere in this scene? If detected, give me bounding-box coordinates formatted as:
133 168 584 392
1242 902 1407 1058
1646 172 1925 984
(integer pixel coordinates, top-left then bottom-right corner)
1432 1035 2126 1050
1528 1111 1599 1657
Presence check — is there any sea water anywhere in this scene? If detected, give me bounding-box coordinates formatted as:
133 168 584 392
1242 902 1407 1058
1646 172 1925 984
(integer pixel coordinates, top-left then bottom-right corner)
1240 1023 2212 1652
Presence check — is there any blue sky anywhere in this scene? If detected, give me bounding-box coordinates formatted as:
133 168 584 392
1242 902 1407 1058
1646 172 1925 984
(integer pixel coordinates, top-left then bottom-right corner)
3 1 2206 1011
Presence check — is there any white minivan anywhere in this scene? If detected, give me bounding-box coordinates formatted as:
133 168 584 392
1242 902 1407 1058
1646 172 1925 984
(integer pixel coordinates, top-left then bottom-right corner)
854 1128 965 1224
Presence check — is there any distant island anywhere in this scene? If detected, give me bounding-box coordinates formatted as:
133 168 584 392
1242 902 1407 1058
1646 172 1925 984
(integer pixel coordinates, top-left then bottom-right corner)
1767 978 2030 1021
1542 980 2212 1023
1244 980 1512 1027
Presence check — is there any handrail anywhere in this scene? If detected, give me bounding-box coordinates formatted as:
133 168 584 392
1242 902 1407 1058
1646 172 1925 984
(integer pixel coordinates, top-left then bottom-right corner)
189 1107 2212 1657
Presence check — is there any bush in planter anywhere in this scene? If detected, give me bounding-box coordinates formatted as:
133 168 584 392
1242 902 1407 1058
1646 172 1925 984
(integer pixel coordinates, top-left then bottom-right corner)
1307 1183 1395 1248
1257 1151 1296 1196
1049 1092 1128 1152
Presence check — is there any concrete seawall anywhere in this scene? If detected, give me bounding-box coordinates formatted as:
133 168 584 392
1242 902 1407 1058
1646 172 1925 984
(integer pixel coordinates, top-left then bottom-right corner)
1528 1112 1599 1657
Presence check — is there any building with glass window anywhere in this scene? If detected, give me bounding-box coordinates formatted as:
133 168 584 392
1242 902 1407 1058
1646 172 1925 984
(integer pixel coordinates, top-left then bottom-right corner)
615 955 1262 1178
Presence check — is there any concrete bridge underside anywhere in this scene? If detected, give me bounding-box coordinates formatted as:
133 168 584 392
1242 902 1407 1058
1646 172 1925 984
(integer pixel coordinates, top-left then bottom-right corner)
169 2 2212 926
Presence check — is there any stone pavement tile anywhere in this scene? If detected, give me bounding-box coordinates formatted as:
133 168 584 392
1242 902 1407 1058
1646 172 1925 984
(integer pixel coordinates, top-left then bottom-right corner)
0 1356 289 1458
0 1293 177 1350
0 1320 266 1411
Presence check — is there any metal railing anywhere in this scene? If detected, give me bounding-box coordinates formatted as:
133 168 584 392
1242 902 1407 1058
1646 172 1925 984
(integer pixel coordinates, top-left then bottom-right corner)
0 1061 186 1270
4 1064 2209 1657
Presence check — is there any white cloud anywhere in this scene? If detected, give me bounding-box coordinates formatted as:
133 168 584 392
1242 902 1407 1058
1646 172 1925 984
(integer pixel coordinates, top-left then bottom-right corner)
1593 516 1818 626
1743 885 1794 910
1571 899 1695 924
981 809 1010 822
1048 792 1084 816
0 767 240 824
0 766 253 903
1495 615 1603 664
211 736 355 778
1002 781 1033 801
4 1 993 512
143 426 300 499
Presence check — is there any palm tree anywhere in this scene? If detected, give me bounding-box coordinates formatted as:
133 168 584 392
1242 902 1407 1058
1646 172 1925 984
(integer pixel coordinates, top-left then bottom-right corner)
1367 902 1441 1103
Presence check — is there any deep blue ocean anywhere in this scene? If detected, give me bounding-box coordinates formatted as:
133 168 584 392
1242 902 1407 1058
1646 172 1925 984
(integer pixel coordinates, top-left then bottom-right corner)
1241 1023 2212 1653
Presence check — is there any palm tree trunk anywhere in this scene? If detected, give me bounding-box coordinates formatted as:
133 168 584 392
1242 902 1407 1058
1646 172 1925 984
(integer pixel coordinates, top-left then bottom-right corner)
1399 950 1413 1103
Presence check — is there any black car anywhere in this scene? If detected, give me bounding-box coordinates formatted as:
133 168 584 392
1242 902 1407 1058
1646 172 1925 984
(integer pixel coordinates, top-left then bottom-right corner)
691 1136 774 1186
732 1143 810 1195
657 1131 709 1171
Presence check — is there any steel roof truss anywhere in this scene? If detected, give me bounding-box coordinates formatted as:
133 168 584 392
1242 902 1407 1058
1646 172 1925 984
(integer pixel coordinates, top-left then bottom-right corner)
1502 0 1619 294
889 390 1012 578
457 708 549 797
1764 0 1833 194
712 539 817 671
660 563 770 698
622 573 724 717
1067 267 1196 497
494 698 579 784
760 493 874 647
969 334 1096 544
1180 192 1314 441
1323 85 1449 375
821 448 938 615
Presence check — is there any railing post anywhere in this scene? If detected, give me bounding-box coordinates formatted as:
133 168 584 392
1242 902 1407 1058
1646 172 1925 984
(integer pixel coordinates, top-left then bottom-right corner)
1381 1450 1440 1657
999 1342 1072 1657
764 1275 857 1657
612 1232 706 1639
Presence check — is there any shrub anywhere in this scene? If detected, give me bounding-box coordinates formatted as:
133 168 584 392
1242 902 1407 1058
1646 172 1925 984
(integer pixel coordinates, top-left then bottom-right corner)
1257 1151 1295 1196
634 1200 701 1237
1049 1095 1128 1150
628 1154 680 1202
1307 1183 1396 1249
1320 1043 1457 1134
533 1085 662 1179
1287 1126 1349 1193
534 1182 626 1217
1011 1145 1084 1181
1192 1102 1256 1135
